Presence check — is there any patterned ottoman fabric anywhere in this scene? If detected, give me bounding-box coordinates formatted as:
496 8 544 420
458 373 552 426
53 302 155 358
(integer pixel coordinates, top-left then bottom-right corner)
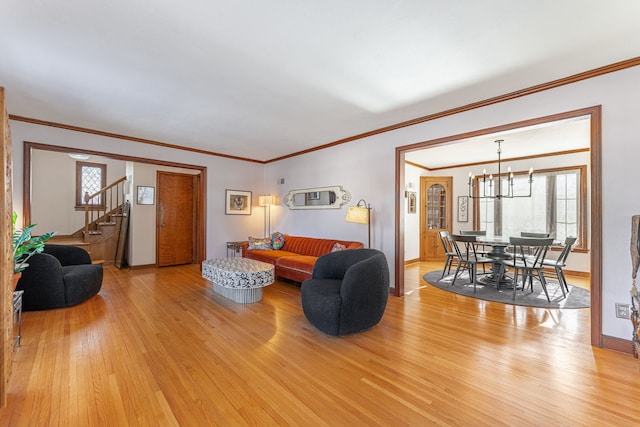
202 258 275 303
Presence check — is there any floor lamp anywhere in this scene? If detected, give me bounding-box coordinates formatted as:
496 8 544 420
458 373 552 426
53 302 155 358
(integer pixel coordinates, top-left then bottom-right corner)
345 199 371 248
259 195 274 237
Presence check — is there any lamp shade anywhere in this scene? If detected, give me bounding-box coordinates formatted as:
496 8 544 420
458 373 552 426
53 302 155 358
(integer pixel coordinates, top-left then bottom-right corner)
345 206 368 224
259 195 274 206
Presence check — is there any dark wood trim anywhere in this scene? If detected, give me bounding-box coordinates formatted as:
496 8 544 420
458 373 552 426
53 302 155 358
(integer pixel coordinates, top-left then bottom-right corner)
590 106 603 348
8 57 640 166
23 141 207 170
22 141 208 265
9 116 264 164
395 105 605 349
22 142 31 226
394 149 404 297
269 57 640 163
405 160 431 171
428 148 590 172
198 168 207 268
601 335 633 355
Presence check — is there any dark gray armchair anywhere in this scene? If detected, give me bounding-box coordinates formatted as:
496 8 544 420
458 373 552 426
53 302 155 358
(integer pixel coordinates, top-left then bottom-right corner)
300 248 389 336
16 244 103 311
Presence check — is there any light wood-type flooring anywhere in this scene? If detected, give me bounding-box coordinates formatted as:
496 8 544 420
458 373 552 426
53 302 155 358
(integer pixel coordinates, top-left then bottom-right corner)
1 262 639 426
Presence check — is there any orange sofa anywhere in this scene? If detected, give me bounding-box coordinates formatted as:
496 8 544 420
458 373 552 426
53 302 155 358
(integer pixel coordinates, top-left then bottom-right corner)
241 234 363 283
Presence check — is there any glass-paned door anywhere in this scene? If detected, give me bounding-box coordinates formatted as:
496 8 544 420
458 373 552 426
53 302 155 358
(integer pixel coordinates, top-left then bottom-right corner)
420 176 452 261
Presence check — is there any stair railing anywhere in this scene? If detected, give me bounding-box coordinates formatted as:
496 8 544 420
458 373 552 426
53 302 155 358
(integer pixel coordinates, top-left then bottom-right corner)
84 177 127 235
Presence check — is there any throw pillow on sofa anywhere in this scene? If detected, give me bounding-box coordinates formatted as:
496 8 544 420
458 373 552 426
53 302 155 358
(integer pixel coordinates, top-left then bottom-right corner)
248 237 272 250
271 232 285 250
331 242 347 252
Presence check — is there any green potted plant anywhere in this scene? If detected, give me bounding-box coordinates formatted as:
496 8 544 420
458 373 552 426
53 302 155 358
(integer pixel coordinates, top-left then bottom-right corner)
13 212 55 274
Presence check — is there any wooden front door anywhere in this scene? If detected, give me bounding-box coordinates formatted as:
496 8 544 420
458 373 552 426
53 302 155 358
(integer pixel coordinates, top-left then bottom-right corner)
157 172 198 267
420 176 453 261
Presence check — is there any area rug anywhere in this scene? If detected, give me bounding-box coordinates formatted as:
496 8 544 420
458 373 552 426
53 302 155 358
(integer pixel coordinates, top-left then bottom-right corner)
422 270 590 309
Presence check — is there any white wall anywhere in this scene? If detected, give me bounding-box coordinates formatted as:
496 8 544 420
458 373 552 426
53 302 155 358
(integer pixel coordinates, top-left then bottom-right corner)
10 121 267 261
30 150 126 234
264 65 640 341
403 163 426 261
10 64 640 341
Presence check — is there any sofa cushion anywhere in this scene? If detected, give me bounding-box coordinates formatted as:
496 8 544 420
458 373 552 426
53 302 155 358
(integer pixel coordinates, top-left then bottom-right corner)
332 242 347 252
244 249 299 265
282 235 362 257
276 255 317 275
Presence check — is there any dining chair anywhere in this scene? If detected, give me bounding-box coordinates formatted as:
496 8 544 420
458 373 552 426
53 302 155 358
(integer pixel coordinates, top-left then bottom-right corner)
449 234 493 293
520 232 550 238
501 237 557 301
459 230 489 261
512 232 551 257
542 236 577 292
438 231 459 279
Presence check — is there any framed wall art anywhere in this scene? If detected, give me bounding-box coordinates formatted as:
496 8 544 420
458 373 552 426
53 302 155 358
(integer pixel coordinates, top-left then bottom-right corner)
225 189 252 215
136 186 155 205
458 195 468 222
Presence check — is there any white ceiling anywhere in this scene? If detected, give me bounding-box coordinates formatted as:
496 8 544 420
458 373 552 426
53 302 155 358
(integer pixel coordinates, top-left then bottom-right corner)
2 1 639 162
404 115 591 169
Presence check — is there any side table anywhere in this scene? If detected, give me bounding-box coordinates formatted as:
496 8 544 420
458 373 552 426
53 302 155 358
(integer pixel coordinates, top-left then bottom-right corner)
13 290 24 348
226 241 246 258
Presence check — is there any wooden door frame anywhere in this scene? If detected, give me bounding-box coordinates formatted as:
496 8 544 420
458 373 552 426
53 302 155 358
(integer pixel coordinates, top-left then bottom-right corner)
21 141 207 265
395 106 603 349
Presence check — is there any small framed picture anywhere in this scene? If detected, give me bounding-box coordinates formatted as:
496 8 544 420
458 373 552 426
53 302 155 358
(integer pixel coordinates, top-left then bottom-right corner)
225 189 252 215
458 196 469 222
137 186 155 205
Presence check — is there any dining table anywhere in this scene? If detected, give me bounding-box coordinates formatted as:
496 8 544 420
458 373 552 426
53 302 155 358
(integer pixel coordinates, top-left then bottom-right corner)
473 235 560 289
474 236 515 289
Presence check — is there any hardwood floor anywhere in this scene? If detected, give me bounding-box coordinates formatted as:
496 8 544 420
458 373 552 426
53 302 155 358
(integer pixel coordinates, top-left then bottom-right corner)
1 262 639 425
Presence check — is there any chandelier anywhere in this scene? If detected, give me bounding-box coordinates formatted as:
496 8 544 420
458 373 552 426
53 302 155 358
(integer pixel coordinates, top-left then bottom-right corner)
468 139 533 199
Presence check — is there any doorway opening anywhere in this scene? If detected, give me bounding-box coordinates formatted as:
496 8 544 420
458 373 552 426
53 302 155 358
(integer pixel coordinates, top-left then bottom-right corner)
395 106 602 347
22 141 207 267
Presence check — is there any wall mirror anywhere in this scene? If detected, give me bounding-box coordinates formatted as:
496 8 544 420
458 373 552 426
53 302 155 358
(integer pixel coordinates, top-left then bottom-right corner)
284 185 351 209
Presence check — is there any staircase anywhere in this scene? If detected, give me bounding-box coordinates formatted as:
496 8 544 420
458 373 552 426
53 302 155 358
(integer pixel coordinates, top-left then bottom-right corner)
50 177 129 265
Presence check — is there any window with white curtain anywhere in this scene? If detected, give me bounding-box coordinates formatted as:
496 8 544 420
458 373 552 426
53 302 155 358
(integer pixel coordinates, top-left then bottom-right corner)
477 166 585 248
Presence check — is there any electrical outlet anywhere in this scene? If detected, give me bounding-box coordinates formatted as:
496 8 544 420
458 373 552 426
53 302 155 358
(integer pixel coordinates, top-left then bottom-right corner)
615 303 631 319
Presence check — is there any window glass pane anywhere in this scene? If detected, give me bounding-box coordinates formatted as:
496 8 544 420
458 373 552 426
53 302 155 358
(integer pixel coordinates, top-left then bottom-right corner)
75 161 107 207
81 165 103 205
566 174 577 198
500 176 546 237
477 168 581 242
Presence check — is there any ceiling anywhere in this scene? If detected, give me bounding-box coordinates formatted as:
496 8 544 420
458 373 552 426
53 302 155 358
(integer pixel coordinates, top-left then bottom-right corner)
2 1 639 162
404 115 591 169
